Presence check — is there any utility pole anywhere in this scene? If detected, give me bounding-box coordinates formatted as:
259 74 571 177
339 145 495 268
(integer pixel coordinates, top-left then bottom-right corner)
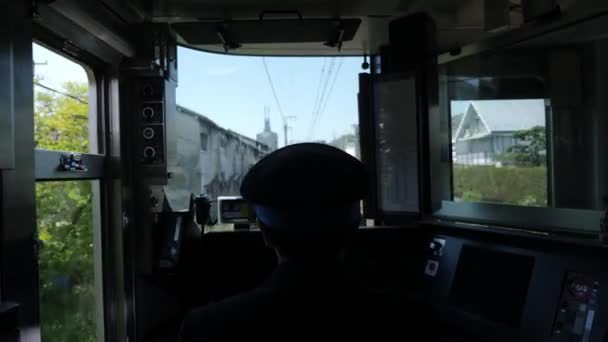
282 115 296 146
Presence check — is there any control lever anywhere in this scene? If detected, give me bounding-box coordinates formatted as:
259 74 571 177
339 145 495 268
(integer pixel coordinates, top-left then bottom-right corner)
194 194 212 226
158 213 185 272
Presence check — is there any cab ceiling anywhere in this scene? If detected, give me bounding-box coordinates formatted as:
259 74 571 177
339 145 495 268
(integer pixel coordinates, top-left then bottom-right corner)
133 0 487 56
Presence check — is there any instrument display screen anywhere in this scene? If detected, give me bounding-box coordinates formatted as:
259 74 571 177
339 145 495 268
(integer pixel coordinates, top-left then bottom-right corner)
449 245 535 327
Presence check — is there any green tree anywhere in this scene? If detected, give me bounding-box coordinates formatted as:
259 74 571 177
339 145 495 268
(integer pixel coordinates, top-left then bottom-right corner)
500 126 547 167
35 79 97 342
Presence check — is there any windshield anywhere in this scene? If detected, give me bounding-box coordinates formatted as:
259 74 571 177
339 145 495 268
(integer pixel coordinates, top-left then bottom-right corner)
177 48 365 227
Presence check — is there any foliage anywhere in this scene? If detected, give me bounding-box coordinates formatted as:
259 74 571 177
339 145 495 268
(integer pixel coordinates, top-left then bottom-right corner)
35 79 97 342
462 191 483 202
498 126 547 167
453 165 547 206
35 81 90 153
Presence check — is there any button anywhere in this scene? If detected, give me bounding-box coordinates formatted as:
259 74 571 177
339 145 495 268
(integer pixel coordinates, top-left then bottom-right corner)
142 106 155 120
424 260 439 277
143 127 155 139
144 147 156 159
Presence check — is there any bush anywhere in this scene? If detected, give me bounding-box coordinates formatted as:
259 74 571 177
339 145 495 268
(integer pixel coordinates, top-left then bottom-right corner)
462 191 483 202
453 165 547 206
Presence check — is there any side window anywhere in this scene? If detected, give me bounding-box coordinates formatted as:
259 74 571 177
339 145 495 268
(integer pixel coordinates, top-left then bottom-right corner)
200 132 208 151
435 22 608 233
451 99 549 206
33 42 103 342
34 44 95 154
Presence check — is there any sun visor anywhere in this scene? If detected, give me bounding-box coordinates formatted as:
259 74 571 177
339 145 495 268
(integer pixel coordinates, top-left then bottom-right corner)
172 19 361 47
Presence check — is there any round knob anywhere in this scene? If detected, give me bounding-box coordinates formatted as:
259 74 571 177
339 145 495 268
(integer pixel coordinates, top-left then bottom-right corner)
142 106 155 120
144 147 156 159
142 127 155 139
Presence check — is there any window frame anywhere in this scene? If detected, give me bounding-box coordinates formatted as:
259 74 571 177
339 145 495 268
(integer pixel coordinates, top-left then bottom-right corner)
434 201 604 235
429 14 608 236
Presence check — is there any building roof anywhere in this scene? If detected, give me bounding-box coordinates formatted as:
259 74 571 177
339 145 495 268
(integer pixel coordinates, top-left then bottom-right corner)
470 100 546 132
451 113 464 136
176 105 268 151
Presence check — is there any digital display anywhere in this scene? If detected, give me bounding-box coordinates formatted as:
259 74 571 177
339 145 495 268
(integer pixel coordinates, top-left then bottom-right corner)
218 197 254 224
449 246 535 327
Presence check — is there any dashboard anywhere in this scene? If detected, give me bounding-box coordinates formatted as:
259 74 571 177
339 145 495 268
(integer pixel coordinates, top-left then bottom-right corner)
192 226 607 342
424 229 607 342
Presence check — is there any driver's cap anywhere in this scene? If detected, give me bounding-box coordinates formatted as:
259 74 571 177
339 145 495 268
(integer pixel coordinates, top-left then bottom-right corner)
240 143 367 231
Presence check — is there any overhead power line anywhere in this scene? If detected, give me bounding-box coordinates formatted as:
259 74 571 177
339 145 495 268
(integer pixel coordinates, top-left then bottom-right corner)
308 58 341 139
34 81 88 105
261 57 285 121
262 58 297 145
315 58 344 127
308 58 335 139
311 58 328 124
315 58 336 118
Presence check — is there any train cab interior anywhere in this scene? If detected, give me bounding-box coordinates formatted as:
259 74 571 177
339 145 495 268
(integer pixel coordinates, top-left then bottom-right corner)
1 0 608 341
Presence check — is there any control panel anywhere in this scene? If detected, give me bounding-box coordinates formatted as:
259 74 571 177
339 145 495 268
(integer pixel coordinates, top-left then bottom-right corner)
128 76 177 184
137 78 166 165
422 232 607 342
424 237 445 278
552 273 600 342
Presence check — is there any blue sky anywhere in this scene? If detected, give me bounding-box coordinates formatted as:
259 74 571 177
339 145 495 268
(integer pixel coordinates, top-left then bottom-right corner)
451 101 471 116
33 43 363 145
32 43 537 143
177 47 363 145
33 43 89 91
